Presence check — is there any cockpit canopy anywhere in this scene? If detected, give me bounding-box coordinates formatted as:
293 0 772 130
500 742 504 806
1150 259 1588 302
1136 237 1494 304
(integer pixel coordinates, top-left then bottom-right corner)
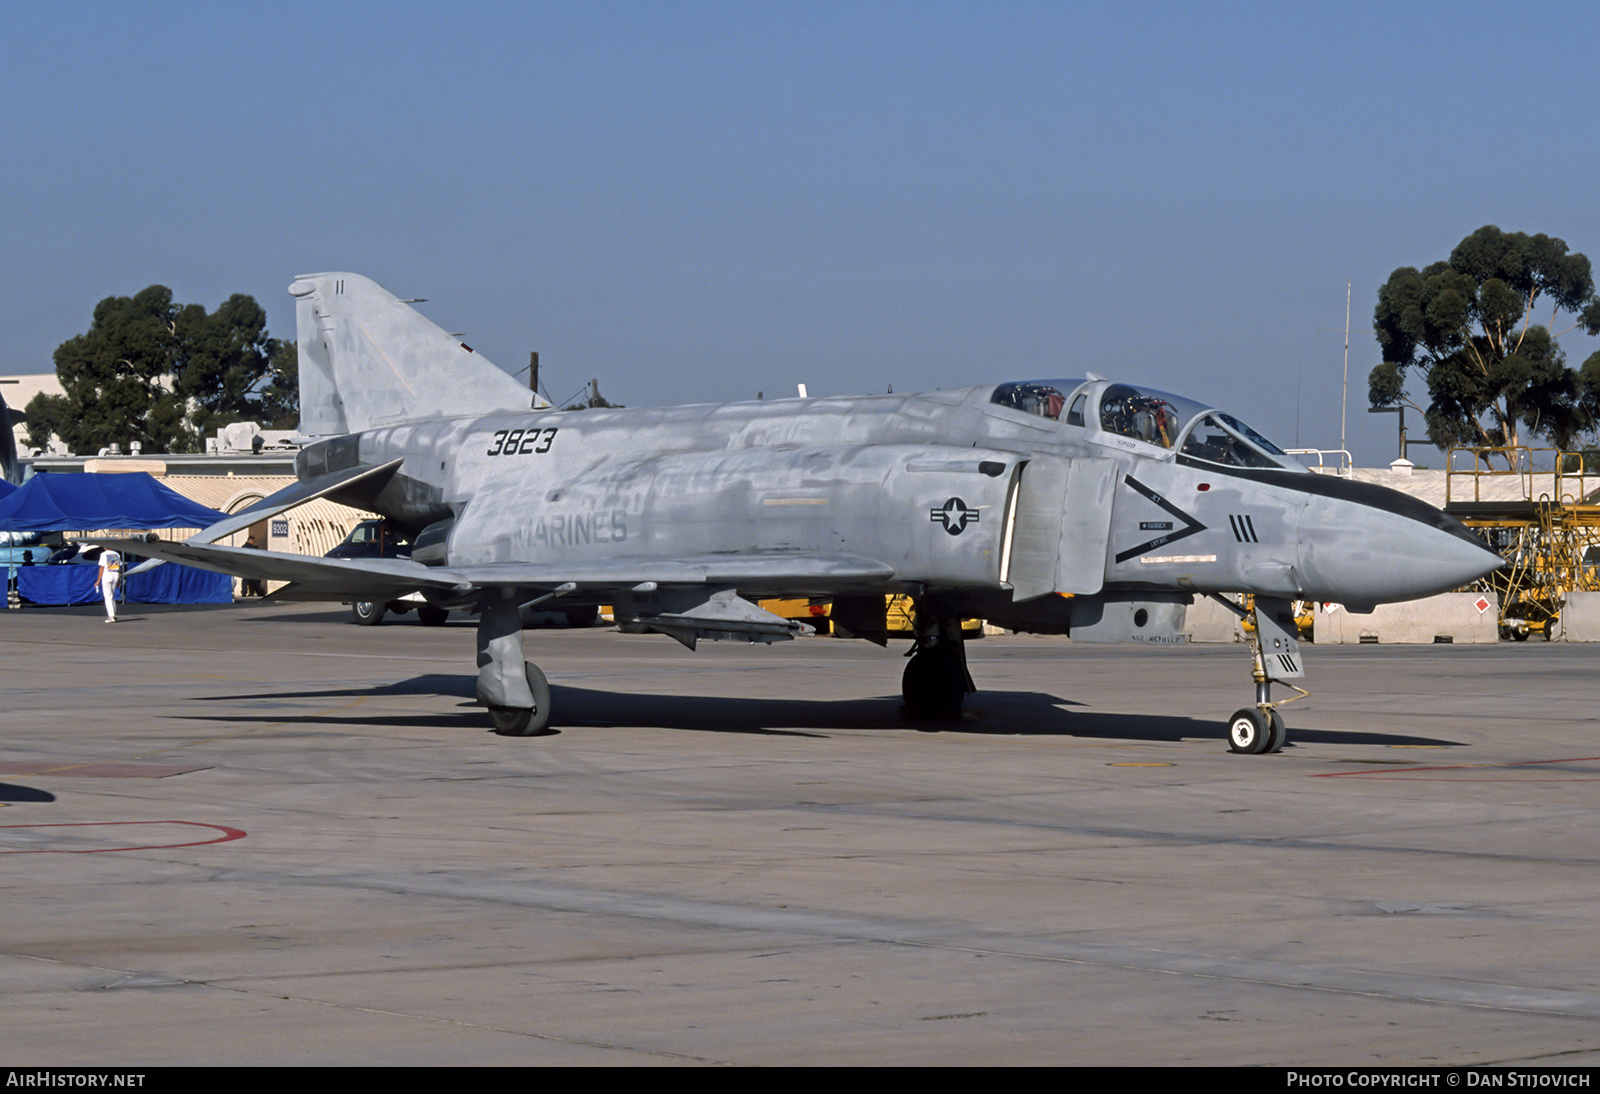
1096 383 1203 449
989 380 1074 422
989 378 1303 472
1178 410 1298 470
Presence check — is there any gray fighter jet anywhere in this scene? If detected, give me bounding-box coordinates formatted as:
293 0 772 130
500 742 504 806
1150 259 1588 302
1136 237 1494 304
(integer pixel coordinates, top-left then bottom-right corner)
121 273 1500 752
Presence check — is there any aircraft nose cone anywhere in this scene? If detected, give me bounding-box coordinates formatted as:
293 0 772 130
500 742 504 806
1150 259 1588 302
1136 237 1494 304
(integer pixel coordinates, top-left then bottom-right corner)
1402 524 1502 595
1295 481 1501 605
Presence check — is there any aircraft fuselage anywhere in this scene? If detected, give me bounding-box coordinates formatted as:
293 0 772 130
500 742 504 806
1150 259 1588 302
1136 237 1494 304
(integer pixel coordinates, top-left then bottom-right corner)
300 379 1495 619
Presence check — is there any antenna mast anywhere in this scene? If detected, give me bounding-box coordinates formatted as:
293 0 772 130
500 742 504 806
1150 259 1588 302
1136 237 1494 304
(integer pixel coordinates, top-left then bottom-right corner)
1341 280 1351 456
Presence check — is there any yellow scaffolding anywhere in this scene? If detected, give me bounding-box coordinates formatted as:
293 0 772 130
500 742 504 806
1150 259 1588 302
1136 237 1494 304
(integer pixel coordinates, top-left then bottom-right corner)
1445 447 1600 639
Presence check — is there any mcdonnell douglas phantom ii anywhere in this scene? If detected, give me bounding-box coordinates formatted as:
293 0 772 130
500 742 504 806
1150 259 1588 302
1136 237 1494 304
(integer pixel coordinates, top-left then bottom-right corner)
120 273 1501 752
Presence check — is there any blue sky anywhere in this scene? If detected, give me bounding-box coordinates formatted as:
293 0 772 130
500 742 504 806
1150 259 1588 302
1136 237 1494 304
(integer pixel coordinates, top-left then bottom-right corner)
5 0 1598 466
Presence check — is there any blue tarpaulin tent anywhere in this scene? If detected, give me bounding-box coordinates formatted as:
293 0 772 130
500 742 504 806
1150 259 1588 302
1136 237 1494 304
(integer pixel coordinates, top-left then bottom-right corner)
0 472 225 531
17 560 234 605
0 472 233 605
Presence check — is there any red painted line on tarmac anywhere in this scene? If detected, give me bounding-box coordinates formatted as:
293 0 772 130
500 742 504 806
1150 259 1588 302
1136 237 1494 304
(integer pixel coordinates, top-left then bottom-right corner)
0 761 207 778
1314 755 1600 780
0 820 246 854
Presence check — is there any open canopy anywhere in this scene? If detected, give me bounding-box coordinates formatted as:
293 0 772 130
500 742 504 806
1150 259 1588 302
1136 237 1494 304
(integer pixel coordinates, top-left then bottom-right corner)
0 472 226 532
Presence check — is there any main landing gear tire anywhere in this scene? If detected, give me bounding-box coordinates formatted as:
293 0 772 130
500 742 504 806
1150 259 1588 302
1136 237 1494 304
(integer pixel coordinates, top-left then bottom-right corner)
902 645 966 720
1228 708 1277 754
417 605 450 627
487 662 552 737
352 601 384 626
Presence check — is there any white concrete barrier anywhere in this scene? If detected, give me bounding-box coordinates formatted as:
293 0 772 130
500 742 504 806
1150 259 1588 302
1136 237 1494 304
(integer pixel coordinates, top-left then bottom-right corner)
1555 591 1600 642
1185 594 1247 643
1314 593 1497 644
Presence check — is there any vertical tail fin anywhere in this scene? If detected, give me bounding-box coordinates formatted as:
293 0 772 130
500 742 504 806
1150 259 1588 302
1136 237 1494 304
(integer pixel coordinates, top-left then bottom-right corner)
290 272 545 436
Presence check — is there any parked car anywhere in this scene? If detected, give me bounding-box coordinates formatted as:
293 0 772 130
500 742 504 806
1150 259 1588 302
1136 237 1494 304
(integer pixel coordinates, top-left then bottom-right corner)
326 520 446 626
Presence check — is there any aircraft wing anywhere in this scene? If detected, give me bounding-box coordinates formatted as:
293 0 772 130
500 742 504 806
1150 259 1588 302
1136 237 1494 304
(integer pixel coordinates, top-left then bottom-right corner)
440 554 896 592
106 538 896 603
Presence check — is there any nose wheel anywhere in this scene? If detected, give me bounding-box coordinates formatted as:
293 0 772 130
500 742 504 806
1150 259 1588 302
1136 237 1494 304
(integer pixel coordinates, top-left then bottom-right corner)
1227 706 1286 754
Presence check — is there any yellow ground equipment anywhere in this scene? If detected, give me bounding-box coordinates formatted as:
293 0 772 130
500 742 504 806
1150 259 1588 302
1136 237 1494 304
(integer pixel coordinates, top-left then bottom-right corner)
1240 595 1316 640
1445 447 1600 640
760 596 983 637
760 597 834 634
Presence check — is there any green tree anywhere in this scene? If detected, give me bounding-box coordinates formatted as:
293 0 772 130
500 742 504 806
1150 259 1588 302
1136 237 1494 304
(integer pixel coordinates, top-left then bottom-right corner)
1370 226 1600 454
27 285 188 454
259 340 299 429
26 285 298 454
173 293 298 436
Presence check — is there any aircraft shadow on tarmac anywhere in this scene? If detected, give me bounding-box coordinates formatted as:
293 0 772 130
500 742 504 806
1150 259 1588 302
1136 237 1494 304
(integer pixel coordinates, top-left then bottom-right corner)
188 675 1459 747
0 783 57 803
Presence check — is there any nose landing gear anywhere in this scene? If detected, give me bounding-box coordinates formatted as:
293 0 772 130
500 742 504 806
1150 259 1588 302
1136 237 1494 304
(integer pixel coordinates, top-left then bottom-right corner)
1211 594 1305 754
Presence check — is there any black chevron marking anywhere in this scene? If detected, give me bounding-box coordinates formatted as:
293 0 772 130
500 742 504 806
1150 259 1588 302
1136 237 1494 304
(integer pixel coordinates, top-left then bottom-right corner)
1116 475 1208 564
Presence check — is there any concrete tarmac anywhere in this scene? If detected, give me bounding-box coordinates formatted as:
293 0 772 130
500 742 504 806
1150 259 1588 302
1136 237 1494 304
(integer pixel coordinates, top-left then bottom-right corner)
2 601 1598 1066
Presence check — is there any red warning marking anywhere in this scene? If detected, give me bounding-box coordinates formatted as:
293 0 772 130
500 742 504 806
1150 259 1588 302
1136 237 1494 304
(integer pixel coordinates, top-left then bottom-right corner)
0 761 207 778
0 820 246 854
1315 756 1600 781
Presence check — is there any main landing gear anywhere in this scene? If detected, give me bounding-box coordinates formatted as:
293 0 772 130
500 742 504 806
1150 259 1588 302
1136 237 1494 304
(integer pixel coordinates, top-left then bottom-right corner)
482 662 550 735
476 597 552 735
1211 594 1305 754
900 598 975 721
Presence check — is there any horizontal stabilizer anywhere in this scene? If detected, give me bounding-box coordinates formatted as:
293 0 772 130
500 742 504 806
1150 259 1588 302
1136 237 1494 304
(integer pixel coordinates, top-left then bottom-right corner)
188 459 404 545
107 538 466 601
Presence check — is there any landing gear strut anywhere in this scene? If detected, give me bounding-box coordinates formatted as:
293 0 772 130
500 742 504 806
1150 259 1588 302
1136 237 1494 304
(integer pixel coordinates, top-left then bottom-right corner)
900 597 974 720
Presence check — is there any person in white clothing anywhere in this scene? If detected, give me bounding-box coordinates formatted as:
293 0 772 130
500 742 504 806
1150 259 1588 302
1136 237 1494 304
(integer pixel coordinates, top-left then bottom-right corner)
96 546 122 623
